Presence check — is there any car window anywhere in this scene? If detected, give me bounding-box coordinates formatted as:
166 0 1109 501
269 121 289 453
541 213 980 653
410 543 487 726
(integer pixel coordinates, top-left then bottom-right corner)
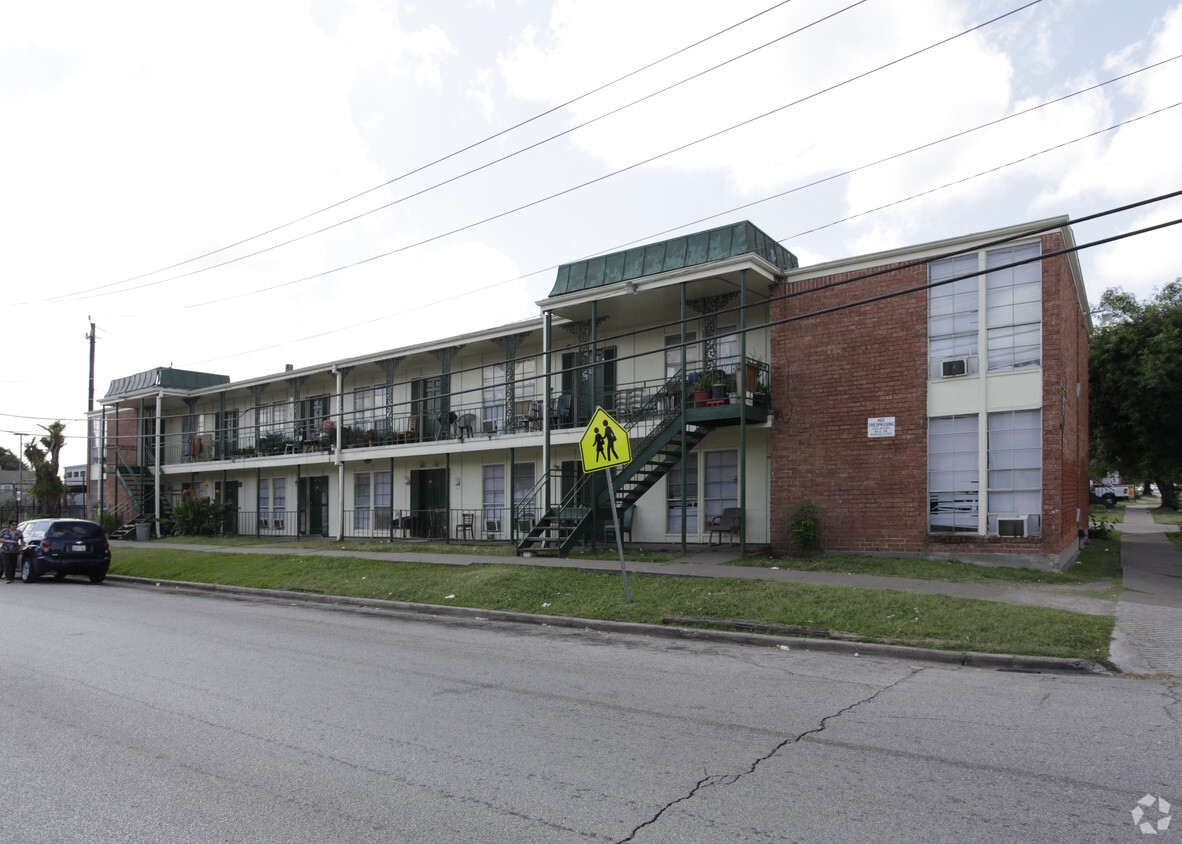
24 521 47 540
48 522 103 540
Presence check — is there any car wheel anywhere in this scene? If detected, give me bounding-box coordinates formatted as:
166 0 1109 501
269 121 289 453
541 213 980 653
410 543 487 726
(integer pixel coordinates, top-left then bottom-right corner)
1103 493 1117 507
21 557 38 583
89 572 106 584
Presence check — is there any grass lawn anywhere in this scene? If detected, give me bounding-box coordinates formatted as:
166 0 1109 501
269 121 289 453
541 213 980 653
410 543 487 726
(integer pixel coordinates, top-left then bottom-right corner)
151 536 678 562
110 544 1114 661
726 534 1121 588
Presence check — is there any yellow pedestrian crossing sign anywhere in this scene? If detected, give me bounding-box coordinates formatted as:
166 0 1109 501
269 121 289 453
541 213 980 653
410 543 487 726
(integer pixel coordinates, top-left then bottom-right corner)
579 407 631 473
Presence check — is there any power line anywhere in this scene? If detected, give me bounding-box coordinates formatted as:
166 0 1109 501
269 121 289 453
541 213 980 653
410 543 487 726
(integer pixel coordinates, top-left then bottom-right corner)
44 0 801 302
174 91 1182 365
182 189 1182 372
67 0 1041 310
54 0 869 305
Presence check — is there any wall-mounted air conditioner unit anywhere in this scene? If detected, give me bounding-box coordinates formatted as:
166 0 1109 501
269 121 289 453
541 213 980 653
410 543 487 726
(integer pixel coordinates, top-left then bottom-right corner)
941 358 968 378
997 516 1027 537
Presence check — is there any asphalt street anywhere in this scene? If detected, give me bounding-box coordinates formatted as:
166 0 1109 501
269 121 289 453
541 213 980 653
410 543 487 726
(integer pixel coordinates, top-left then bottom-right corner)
1 580 1178 842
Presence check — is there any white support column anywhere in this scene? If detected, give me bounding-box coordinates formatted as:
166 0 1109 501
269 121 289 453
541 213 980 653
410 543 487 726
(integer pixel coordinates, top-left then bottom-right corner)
154 391 163 538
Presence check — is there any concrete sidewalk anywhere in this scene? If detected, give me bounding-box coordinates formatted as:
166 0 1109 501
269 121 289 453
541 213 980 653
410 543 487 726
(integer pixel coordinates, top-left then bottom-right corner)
116 535 1118 617
1109 505 1182 675
117 515 1182 676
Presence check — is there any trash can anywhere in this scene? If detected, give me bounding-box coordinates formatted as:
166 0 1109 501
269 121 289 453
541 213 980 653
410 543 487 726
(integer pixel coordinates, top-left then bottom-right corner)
135 522 151 541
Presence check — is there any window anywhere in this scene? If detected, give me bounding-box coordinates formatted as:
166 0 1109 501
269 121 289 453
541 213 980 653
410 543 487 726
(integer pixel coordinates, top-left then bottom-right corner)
354 387 385 432
513 463 536 531
929 242 1042 375
515 358 538 401
703 450 738 526
483 464 504 533
354 473 371 530
257 402 289 436
986 243 1042 371
928 415 979 533
272 478 286 530
665 333 698 379
260 477 286 531
483 364 505 434
928 254 979 373
374 471 391 529
987 410 1042 535
711 325 739 373
666 452 698 532
220 410 239 451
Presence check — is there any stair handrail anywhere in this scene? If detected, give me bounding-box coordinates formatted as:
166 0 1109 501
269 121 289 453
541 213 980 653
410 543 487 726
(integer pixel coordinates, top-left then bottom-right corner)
515 371 688 553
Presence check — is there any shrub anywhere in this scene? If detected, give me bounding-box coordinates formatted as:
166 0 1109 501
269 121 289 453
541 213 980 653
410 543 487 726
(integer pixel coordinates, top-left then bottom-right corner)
171 495 236 536
787 501 823 556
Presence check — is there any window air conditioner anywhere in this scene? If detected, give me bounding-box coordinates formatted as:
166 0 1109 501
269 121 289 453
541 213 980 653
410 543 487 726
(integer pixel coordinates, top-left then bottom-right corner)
485 519 502 535
997 516 1027 537
941 358 968 378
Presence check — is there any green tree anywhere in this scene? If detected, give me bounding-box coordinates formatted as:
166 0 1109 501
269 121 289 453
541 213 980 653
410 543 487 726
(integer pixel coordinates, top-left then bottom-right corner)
0 446 23 471
23 421 67 516
1089 281 1182 509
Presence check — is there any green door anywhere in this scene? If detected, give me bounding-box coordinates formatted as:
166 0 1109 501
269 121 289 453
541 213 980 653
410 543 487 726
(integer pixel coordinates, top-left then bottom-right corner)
309 476 329 536
215 480 239 536
410 469 447 538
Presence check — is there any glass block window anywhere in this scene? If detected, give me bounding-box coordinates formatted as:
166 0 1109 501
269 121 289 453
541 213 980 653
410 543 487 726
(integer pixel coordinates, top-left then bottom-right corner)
986 242 1042 371
987 410 1042 535
928 253 980 369
928 415 979 533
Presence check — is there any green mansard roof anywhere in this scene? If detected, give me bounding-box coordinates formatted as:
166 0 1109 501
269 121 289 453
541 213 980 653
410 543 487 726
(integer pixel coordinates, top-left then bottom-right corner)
104 366 230 398
549 221 797 297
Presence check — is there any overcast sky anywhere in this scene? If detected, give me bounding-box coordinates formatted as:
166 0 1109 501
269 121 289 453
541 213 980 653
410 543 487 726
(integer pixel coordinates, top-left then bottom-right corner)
3 0 1181 470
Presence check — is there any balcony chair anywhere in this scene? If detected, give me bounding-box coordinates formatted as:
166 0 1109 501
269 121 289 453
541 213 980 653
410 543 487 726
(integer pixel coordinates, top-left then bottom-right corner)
456 413 476 439
604 505 635 544
551 394 573 428
455 512 475 540
708 507 742 547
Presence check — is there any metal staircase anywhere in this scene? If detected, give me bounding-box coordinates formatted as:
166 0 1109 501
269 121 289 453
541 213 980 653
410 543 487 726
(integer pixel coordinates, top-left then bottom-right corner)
516 373 751 557
107 445 173 539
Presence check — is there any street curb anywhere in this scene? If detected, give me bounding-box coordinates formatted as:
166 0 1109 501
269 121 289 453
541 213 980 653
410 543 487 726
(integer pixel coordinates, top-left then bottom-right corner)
109 575 1111 676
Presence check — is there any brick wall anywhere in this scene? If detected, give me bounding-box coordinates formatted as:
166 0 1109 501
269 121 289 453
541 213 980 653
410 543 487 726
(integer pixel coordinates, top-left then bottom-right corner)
769 237 1089 569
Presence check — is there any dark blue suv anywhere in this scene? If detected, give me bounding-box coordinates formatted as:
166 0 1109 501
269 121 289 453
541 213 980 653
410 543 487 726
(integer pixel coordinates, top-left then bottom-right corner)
17 519 111 584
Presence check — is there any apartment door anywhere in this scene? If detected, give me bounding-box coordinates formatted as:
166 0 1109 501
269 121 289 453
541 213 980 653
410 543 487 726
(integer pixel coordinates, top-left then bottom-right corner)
214 480 239 536
410 469 447 538
307 476 329 536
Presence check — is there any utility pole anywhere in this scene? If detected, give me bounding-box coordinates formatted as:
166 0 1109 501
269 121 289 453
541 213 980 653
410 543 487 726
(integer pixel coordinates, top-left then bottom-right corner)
87 319 96 413
86 319 96 515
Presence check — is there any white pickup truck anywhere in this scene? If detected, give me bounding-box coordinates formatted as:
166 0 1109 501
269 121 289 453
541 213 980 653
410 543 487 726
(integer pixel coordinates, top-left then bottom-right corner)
1092 480 1132 506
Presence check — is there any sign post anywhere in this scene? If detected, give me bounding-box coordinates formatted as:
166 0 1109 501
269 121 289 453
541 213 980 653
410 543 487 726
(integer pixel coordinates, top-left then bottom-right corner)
579 407 633 603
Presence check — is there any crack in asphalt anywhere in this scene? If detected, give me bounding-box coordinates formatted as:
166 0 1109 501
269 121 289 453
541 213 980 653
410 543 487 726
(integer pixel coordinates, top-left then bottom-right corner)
613 667 925 842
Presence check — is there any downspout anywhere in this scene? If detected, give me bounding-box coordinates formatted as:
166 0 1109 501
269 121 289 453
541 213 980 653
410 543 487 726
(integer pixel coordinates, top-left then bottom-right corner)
739 269 748 558
591 300 599 550
154 391 163 538
680 283 688 555
333 365 344 541
99 405 107 517
543 312 552 513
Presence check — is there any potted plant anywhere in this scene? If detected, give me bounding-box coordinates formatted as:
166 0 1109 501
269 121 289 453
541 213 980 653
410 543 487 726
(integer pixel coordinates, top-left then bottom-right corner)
318 421 335 450
692 371 713 407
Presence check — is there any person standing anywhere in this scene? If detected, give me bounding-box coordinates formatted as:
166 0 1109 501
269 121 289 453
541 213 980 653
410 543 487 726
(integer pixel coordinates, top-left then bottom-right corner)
1 520 22 583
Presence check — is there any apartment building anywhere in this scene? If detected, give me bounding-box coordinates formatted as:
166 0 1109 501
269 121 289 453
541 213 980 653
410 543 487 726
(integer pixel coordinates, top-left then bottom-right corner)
94 217 1089 569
